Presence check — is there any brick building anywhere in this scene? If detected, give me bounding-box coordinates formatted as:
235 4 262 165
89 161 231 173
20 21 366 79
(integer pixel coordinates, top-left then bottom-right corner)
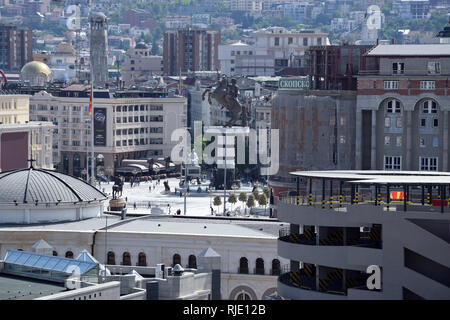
0 24 32 72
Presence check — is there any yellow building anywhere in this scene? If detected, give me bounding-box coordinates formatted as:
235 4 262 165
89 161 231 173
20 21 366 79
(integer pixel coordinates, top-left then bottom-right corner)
0 94 30 124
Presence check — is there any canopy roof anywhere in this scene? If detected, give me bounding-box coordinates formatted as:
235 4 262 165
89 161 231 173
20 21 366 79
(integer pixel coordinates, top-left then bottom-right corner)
290 170 450 185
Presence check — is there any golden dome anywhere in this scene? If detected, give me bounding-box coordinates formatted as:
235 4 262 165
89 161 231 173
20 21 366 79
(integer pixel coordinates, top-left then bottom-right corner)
20 61 52 77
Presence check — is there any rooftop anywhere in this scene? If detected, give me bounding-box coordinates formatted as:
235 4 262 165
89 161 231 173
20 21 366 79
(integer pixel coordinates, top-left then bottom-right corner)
0 274 66 300
366 44 450 57
290 170 450 185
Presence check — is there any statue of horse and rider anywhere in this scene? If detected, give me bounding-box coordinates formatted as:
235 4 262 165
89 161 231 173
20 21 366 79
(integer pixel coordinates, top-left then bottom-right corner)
112 176 124 199
202 74 248 127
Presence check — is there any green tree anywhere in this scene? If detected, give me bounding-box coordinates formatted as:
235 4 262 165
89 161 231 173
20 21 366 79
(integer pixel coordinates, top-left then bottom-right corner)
246 194 256 212
263 186 270 199
258 194 268 214
238 192 247 213
228 193 237 211
213 195 222 213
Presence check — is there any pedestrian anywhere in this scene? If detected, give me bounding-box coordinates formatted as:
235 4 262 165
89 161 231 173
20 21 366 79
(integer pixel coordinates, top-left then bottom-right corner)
176 209 181 215
125 197 128 203
210 206 214 215
167 204 171 214
149 186 151 192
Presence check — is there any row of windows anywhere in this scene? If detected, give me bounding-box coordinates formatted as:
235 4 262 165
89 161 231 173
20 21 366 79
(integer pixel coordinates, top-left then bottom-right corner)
385 100 437 114
391 61 440 74
115 127 163 135
384 136 438 148
383 80 438 90
115 115 163 123
384 156 438 171
114 105 163 112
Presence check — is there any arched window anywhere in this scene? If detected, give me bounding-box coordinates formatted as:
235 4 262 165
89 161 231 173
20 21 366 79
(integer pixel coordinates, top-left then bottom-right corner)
172 254 181 267
65 251 74 259
422 100 437 114
236 291 251 300
271 259 281 275
239 257 248 274
138 252 147 266
188 255 197 269
255 258 265 275
73 154 81 177
107 251 115 265
52 251 58 256
386 100 401 113
122 252 131 266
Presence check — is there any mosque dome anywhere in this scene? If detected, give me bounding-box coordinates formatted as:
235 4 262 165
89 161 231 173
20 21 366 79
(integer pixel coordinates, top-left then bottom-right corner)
20 61 52 86
0 168 107 224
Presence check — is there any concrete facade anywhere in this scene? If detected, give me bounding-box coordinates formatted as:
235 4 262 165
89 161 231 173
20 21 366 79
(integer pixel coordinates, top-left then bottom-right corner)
90 12 109 88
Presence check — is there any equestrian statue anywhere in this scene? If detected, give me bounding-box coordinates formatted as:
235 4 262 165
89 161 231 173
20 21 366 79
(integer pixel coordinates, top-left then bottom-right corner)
202 74 248 127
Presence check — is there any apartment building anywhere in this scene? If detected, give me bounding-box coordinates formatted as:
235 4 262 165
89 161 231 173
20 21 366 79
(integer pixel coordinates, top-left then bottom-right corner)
28 85 187 177
163 28 220 76
0 23 32 72
356 44 450 172
120 42 163 88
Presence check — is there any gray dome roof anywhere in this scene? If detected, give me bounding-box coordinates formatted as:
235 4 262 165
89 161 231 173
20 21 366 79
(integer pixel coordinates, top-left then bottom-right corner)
135 42 148 49
0 168 107 204
91 12 107 21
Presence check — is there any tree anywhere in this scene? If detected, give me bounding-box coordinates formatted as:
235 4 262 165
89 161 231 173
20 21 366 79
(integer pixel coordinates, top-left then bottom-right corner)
213 195 222 213
263 186 270 199
258 194 268 214
228 193 237 211
246 194 256 213
239 192 247 213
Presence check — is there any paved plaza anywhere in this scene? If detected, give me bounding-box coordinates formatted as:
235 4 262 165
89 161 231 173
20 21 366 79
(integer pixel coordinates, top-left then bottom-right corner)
100 177 270 218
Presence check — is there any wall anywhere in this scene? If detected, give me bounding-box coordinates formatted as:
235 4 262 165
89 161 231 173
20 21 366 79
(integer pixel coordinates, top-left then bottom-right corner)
35 281 121 300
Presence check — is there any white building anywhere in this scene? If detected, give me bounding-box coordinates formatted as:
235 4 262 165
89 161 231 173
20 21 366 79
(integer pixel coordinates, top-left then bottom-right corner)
28 86 187 177
121 42 163 88
219 41 274 76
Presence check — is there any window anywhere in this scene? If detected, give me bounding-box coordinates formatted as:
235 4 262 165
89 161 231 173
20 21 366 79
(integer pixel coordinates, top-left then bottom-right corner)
427 61 440 74
396 118 402 128
385 117 391 128
271 259 280 275
422 100 437 114
393 62 404 74
231 51 235 56
116 141 121 146
65 251 74 259
255 258 264 275
420 118 426 127
303 38 308 46
172 254 181 267
131 60 135 64
288 37 293 44
384 156 401 170
420 157 438 171
433 119 439 127
317 38 322 45
386 100 401 113
188 255 197 269
433 137 438 147
236 292 251 300
239 257 248 274
122 252 131 266
385 136 390 145
384 81 399 90
138 252 147 266
396 136 402 147
420 81 435 90
274 37 279 46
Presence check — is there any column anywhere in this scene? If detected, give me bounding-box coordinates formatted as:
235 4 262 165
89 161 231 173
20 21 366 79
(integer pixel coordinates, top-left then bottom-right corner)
355 110 362 170
406 110 412 170
370 110 377 169
443 111 448 171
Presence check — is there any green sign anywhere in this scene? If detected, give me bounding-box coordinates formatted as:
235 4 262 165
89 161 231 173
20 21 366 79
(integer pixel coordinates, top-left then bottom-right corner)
278 77 310 90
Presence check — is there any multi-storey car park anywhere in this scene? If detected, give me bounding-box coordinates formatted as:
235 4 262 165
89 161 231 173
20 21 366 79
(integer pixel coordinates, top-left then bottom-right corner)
276 170 450 300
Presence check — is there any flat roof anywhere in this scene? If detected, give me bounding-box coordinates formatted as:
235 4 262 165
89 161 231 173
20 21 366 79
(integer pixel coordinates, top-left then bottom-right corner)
366 44 450 56
0 273 66 300
107 219 276 239
290 170 450 185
